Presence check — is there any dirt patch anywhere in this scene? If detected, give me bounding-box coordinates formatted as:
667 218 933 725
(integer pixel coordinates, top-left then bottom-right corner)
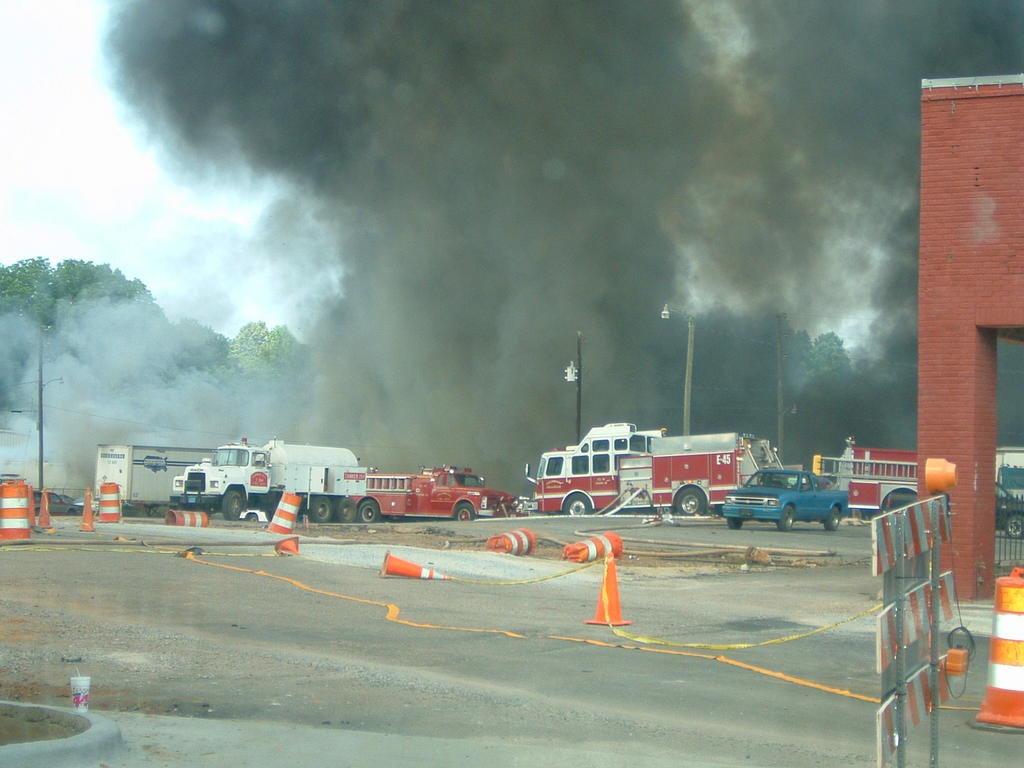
0 703 87 746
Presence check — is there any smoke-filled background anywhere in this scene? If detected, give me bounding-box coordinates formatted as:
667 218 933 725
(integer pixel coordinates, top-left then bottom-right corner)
3 1 1024 493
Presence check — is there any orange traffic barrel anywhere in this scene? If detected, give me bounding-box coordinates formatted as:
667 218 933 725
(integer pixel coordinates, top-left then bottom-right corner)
0 480 31 541
165 509 209 527
562 531 624 563
977 567 1024 729
97 482 122 523
268 492 301 535
486 528 537 556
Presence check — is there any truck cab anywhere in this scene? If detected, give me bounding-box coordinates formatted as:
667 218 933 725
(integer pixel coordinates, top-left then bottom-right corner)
171 442 270 519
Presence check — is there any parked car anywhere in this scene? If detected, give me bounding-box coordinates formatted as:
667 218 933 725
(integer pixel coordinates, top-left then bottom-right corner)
33 490 78 516
996 482 1024 538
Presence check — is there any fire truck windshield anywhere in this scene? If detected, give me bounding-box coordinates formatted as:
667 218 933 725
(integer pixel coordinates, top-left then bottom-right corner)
213 448 249 467
454 473 484 487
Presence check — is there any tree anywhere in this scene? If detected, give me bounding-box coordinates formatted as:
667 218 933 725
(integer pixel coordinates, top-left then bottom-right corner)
229 321 307 376
804 332 851 379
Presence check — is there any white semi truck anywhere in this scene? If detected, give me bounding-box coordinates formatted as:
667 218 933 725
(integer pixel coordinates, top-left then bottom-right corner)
170 439 367 521
95 444 215 516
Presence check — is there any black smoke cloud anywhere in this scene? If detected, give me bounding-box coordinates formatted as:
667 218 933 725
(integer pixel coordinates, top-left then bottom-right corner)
105 1 1024 489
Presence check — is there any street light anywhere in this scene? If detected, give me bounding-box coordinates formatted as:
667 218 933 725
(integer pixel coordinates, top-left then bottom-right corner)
661 305 695 436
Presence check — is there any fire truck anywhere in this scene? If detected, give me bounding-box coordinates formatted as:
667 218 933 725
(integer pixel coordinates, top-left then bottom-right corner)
526 423 782 516
350 466 520 523
813 438 917 518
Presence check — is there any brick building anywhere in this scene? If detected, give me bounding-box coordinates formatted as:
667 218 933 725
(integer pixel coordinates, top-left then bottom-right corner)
919 74 1024 600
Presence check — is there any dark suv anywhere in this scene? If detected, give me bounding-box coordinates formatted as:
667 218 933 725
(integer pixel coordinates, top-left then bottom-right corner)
996 482 1024 538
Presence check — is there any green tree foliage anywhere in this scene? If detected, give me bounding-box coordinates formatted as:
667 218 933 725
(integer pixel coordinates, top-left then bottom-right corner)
0 258 153 327
804 332 852 379
228 321 308 377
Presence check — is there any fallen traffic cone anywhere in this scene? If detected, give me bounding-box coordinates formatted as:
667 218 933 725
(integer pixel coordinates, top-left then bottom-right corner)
486 528 537 556
380 551 450 580
79 487 95 532
275 536 300 556
563 531 623 563
585 554 631 626
38 490 52 528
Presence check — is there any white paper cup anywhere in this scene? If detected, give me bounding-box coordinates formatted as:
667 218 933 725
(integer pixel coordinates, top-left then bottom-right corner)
70 675 91 712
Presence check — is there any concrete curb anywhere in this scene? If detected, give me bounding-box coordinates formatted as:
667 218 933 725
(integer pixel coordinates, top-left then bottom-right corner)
0 701 124 768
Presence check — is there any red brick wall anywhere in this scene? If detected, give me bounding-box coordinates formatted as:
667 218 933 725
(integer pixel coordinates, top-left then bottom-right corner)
919 80 1024 600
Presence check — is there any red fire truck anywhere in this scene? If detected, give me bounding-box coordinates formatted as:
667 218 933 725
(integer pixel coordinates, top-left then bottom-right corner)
350 466 520 523
526 423 782 516
813 438 917 518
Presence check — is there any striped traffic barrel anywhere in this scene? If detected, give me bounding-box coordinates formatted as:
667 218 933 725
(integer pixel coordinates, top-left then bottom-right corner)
486 528 537 556
97 482 122 523
268 492 301 535
0 481 31 541
562 531 624 563
977 567 1024 728
165 509 209 528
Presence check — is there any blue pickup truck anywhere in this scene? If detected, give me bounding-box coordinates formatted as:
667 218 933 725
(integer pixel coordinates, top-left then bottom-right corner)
722 469 849 532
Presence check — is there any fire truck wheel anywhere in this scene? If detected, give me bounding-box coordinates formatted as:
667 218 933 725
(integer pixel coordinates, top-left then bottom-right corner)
776 504 796 532
823 505 842 532
308 496 334 524
222 489 245 521
357 499 381 523
561 493 593 516
1007 514 1024 539
726 517 743 530
337 498 358 523
454 502 476 522
673 488 707 517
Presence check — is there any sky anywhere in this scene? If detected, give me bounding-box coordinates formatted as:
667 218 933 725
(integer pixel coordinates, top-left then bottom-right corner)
0 0 316 339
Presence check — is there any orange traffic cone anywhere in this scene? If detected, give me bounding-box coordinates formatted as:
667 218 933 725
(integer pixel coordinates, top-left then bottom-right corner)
275 537 300 556
486 528 537 556
26 486 36 527
38 490 52 528
380 551 450 580
585 554 631 626
79 487 95 532
563 531 624 563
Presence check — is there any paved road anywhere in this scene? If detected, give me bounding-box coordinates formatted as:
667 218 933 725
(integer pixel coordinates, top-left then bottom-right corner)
0 516 1012 767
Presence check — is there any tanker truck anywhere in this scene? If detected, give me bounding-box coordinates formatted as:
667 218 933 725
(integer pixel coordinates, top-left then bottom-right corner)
170 438 366 521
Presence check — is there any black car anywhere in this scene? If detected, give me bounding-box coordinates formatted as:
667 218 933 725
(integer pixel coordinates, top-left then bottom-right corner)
33 490 79 516
996 482 1024 538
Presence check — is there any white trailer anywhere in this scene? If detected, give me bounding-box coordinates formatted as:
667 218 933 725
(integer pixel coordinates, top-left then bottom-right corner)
95 444 214 515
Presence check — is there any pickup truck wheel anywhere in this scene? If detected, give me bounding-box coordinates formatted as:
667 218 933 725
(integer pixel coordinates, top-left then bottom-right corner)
337 498 358 524
823 505 842 532
726 517 743 530
1006 514 1024 539
561 493 593 516
308 496 334 524
776 504 795 532
454 502 476 522
357 499 381 523
222 489 245 521
673 488 707 517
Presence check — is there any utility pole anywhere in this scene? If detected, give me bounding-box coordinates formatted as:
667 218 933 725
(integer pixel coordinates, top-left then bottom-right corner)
37 329 44 491
775 313 785 462
575 331 583 444
683 315 694 436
